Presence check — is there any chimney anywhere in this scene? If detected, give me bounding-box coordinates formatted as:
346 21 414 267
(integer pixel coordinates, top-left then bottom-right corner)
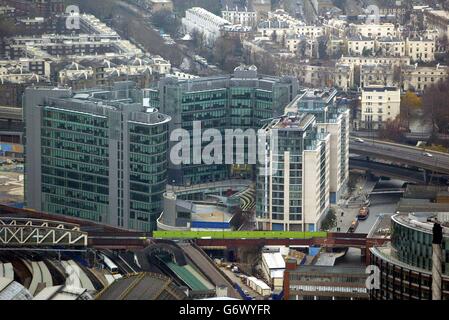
432 222 443 300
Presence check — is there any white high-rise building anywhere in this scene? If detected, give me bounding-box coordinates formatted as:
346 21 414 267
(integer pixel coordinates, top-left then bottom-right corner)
256 114 330 232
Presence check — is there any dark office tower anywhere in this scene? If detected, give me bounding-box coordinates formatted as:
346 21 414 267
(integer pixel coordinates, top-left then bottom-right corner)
24 82 171 231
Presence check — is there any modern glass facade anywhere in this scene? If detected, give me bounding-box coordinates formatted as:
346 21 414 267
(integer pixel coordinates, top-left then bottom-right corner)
128 121 169 231
370 213 449 300
40 107 110 223
24 83 171 232
146 65 299 186
391 216 449 275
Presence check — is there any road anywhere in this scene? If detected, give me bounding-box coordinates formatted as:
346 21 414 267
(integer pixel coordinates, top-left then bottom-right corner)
334 176 400 235
219 267 264 300
350 137 449 174
349 158 427 183
355 194 400 234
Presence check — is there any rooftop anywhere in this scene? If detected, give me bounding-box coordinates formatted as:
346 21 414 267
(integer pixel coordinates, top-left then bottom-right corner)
262 252 286 269
392 212 449 235
426 10 449 20
191 204 233 224
272 113 316 130
362 85 400 92
96 273 187 300
288 265 367 275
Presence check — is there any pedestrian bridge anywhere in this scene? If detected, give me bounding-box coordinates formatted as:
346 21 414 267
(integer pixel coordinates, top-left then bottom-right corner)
0 217 88 247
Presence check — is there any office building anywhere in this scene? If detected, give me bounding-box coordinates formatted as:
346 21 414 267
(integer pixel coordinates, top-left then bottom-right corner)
146 65 298 186
24 82 171 231
256 113 330 232
370 212 449 300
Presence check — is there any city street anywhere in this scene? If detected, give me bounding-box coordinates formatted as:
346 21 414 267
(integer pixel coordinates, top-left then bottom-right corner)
333 177 402 234
355 194 401 234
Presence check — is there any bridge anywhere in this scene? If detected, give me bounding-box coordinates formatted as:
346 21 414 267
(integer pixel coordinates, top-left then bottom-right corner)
0 205 389 264
0 205 147 249
349 158 428 183
349 138 449 175
0 217 87 247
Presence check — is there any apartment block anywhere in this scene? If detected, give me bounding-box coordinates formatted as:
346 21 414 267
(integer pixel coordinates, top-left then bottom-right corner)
182 7 231 46
361 85 400 129
256 114 330 232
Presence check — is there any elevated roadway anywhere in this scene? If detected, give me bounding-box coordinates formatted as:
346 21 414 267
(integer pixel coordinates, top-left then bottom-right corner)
349 138 449 175
349 158 427 183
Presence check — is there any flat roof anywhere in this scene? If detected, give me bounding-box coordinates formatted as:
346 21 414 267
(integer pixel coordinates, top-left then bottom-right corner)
192 204 233 223
262 252 285 269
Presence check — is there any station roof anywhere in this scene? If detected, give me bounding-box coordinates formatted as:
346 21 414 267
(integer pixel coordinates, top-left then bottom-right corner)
96 273 187 300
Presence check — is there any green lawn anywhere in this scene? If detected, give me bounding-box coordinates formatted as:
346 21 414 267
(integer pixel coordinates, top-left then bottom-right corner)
152 230 327 239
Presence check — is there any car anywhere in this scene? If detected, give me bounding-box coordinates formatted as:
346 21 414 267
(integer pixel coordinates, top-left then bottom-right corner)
354 138 364 143
348 220 359 233
357 206 369 220
423 152 433 157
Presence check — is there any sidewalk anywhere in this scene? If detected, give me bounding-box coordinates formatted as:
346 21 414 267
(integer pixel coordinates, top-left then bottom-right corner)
332 176 377 233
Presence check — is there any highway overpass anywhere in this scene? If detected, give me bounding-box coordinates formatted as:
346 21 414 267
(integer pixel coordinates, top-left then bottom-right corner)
349 138 449 175
349 158 428 183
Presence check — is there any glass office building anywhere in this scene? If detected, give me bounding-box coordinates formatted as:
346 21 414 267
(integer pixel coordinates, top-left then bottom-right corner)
145 65 299 186
370 212 449 300
24 82 171 231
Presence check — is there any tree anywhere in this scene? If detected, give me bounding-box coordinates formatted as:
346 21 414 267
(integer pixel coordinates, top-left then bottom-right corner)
362 47 372 57
271 30 278 43
321 208 337 231
400 91 422 129
212 35 243 72
422 77 449 134
151 10 181 36
378 117 407 143
296 39 307 58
